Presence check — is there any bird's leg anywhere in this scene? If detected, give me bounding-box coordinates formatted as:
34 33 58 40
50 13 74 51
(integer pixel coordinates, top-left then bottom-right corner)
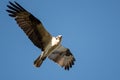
34 51 47 67
34 41 61 67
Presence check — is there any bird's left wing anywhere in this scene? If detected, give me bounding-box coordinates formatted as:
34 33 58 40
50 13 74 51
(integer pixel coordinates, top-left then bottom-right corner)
6 1 52 51
48 46 75 70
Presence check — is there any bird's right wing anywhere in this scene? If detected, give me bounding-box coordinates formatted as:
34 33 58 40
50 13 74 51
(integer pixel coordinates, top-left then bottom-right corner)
6 1 52 51
48 46 75 70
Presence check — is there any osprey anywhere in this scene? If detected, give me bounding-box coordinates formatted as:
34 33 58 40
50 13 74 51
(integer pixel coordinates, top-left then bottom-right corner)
6 1 75 70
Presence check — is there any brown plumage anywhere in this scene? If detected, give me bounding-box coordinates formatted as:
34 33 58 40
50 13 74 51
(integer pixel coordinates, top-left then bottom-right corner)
6 1 52 51
48 47 75 70
6 1 75 70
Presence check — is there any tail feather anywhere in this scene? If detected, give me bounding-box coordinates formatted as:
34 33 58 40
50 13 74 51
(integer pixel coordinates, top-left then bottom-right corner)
34 55 46 67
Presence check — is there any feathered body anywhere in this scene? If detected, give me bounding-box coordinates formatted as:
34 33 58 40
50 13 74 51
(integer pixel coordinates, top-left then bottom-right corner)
6 1 75 70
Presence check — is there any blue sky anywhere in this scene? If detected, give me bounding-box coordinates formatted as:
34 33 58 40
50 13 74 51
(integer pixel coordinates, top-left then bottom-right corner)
0 0 120 80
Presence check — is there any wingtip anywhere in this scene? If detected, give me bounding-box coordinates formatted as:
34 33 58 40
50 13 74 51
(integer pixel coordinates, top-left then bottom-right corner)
65 66 70 70
8 1 14 6
6 4 10 8
64 57 75 70
14 1 18 4
8 1 11 4
8 1 17 4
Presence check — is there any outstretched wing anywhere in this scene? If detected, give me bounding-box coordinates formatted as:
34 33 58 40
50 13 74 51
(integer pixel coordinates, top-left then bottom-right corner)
6 1 52 51
48 46 75 70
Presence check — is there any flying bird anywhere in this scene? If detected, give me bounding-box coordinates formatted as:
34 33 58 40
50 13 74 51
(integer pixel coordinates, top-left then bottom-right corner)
6 1 75 70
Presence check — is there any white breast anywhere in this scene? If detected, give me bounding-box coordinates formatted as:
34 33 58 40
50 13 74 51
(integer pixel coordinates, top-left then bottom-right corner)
51 37 58 46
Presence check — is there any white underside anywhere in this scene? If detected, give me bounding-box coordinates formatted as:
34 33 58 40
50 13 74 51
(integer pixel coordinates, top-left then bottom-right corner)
40 37 61 58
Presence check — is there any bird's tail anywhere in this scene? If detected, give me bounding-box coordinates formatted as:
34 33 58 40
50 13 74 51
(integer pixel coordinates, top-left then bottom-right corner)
34 54 46 67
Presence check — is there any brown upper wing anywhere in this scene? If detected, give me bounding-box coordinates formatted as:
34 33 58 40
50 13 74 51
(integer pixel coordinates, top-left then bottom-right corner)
6 1 52 51
48 46 75 70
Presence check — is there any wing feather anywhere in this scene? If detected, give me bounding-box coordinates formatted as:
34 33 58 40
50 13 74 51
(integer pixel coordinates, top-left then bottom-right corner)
48 46 75 70
6 1 52 51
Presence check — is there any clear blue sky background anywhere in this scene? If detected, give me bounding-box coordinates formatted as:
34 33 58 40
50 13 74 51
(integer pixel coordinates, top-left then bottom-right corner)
0 0 120 80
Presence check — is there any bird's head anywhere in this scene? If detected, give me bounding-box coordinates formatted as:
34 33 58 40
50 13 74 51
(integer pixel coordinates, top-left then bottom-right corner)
56 35 62 41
